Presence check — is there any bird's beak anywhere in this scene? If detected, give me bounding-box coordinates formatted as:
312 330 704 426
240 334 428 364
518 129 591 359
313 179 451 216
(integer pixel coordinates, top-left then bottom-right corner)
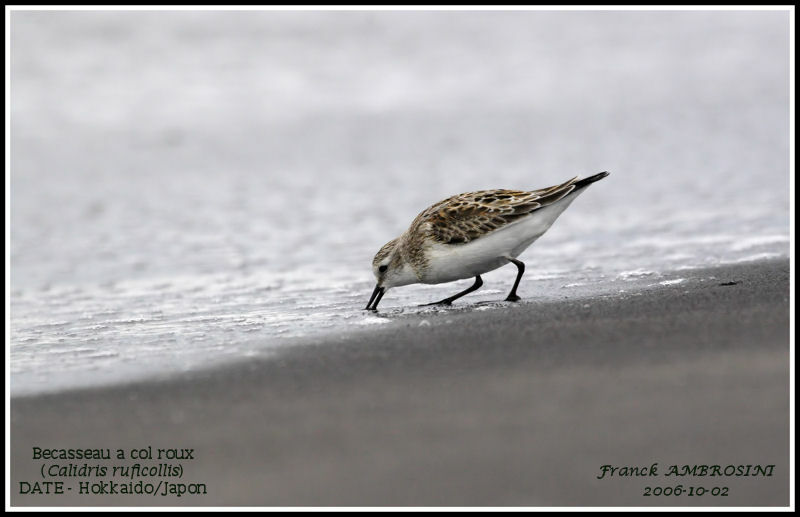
365 284 386 311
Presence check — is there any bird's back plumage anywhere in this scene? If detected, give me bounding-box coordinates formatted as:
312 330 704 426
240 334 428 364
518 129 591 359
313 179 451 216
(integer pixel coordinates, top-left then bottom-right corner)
409 176 580 246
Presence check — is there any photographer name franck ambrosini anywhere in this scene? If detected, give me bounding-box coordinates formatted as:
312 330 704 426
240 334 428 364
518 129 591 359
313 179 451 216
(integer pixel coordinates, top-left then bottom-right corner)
596 463 775 479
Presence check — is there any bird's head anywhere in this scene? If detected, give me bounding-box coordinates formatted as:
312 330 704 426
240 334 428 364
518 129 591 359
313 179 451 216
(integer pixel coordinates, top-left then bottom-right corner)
365 237 416 310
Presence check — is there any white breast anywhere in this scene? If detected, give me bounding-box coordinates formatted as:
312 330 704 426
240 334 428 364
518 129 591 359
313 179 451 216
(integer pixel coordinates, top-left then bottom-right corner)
420 189 586 284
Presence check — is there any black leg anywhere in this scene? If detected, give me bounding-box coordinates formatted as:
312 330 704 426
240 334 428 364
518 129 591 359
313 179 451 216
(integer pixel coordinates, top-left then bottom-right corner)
425 275 483 305
505 258 525 302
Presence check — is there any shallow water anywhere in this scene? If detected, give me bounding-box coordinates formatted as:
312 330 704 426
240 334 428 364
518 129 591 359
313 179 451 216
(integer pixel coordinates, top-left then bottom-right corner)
10 10 790 395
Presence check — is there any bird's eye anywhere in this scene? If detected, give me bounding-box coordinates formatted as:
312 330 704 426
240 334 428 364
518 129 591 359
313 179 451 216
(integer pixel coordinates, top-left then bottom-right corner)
379 265 388 273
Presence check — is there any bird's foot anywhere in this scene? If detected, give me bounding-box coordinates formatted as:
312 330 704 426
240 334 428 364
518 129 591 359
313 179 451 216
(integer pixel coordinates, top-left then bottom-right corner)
504 294 521 302
421 300 453 307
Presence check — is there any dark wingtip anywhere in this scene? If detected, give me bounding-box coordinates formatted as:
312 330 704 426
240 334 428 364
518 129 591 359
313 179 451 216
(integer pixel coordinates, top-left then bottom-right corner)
574 171 609 189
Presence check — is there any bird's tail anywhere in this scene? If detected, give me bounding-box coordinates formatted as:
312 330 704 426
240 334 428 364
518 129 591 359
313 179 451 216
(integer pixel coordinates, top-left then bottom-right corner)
573 171 610 189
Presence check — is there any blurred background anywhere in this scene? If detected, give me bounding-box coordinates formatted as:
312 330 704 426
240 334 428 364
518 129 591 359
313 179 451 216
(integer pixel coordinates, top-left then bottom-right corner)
10 10 790 394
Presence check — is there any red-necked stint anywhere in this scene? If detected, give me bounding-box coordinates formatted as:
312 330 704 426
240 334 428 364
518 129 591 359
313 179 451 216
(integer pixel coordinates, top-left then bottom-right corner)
365 171 610 310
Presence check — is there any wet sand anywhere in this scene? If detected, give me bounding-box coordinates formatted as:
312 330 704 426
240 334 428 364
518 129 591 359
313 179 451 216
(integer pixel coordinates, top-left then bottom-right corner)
10 259 790 507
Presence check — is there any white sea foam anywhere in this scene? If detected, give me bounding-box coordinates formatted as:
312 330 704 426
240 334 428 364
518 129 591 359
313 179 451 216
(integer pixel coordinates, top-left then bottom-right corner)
725 253 784 263
730 235 790 251
357 316 391 326
618 269 656 280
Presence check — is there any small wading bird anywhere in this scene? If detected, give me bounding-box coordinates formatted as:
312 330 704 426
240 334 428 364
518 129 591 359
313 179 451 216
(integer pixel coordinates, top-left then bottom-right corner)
365 171 609 311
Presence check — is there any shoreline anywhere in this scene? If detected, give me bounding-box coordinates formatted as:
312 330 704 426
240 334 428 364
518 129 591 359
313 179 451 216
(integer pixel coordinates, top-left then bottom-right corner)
10 258 791 506
10 257 790 399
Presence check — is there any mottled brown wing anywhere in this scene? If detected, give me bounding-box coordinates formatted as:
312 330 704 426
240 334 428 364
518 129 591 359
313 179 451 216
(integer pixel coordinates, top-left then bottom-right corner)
415 177 579 245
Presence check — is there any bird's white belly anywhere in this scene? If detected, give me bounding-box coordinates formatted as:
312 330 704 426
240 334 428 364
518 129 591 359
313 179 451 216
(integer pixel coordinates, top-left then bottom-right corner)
423 239 512 284
420 191 584 284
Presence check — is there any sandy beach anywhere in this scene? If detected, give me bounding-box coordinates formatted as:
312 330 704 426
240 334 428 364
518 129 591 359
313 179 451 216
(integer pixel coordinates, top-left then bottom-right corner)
10 258 790 507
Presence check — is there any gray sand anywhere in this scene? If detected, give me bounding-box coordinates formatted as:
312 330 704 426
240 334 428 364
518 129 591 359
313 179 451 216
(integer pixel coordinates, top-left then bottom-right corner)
10 259 790 507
